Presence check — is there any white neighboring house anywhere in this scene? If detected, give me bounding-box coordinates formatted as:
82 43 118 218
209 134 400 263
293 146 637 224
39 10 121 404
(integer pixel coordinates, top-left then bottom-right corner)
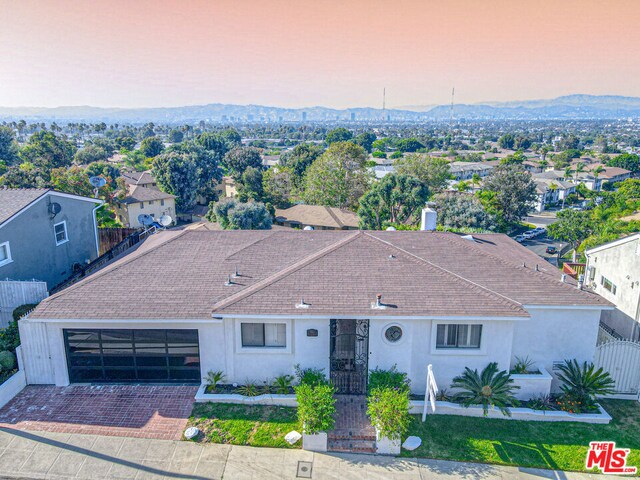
18 221 612 398
114 171 175 228
533 178 576 212
585 233 640 341
449 161 493 181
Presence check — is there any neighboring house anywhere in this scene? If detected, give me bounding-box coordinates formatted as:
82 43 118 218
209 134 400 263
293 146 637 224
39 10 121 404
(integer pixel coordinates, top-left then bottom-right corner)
584 164 632 186
275 205 359 230
0 188 102 289
371 165 395 180
532 178 576 212
114 178 176 228
449 161 493 181
214 176 237 199
585 233 640 341
20 226 611 396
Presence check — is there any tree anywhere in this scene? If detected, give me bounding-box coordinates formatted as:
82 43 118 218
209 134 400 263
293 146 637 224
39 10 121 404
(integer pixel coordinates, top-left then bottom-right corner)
325 127 352 145
168 129 184 143
0 164 46 188
279 143 323 184
606 153 639 174
208 198 272 230
73 144 110 165
139 136 164 157
354 132 376 153
548 209 595 261
152 151 199 210
451 362 519 417
223 147 263 176
396 138 424 152
358 174 429 229
50 166 93 197
498 134 515 150
167 141 222 202
0 126 19 165
115 136 136 151
482 164 537 224
236 166 264 202
217 128 242 151
304 141 371 209
19 131 76 170
433 192 496 231
394 154 451 193
514 135 531 150
263 167 295 208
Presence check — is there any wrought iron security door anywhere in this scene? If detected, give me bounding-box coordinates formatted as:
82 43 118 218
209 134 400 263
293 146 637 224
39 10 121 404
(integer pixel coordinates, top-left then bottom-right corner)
329 319 369 394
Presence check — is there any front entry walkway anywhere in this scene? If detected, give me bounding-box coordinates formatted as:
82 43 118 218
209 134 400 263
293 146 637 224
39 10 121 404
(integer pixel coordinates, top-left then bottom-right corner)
0 385 197 440
328 395 376 453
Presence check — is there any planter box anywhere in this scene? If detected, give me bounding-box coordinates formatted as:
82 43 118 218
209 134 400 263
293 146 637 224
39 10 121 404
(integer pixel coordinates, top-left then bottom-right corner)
375 428 400 455
194 383 297 407
0 370 26 410
510 366 553 400
410 399 611 424
302 432 327 452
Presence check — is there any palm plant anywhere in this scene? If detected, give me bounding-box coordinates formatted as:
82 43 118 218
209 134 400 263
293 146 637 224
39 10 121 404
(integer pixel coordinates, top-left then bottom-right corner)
555 359 615 404
204 370 226 392
272 374 294 394
451 362 520 417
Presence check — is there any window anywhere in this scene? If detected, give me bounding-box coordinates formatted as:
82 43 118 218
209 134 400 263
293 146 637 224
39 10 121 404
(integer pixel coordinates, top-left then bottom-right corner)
588 266 596 281
161 199 165 206
600 275 617 295
54 221 68 245
241 323 286 348
0 242 11 267
149 200 154 205
436 324 482 349
140 202 144 209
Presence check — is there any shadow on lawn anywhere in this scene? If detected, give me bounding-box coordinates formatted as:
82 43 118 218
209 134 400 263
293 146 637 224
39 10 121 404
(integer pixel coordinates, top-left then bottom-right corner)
492 441 562 472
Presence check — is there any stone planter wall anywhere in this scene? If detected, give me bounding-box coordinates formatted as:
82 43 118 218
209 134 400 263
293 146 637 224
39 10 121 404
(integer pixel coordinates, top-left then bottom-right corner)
194 383 297 407
510 366 553 400
375 428 401 455
302 432 327 452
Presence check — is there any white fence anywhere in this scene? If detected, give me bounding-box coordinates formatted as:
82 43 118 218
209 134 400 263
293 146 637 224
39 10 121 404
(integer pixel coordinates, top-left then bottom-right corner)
0 280 48 327
594 339 640 395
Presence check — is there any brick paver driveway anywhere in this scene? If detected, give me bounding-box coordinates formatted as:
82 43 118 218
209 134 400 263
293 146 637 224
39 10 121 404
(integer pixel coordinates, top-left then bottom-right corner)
0 385 198 440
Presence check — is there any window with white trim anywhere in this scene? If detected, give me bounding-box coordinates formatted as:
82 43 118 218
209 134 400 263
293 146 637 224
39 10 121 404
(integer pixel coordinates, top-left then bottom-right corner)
241 323 286 348
0 242 11 267
54 221 68 245
436 324 482 349
600 275 617 295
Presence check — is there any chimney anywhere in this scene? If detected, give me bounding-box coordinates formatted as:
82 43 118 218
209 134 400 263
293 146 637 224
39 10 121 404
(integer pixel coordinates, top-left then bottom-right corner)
577 274 584 290
420 207 437 231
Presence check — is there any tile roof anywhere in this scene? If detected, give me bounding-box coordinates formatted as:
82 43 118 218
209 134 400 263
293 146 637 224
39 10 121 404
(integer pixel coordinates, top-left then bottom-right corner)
0 188 50 226
122 171 156 186
30 230 611 321
120 185 175 204
275 205 359 229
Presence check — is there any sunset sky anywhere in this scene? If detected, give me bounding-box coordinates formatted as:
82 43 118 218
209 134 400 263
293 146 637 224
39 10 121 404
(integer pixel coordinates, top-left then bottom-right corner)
1 0 639 109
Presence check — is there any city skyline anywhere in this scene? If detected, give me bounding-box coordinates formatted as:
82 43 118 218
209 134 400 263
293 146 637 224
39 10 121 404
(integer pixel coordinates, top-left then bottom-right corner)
1 0 639 109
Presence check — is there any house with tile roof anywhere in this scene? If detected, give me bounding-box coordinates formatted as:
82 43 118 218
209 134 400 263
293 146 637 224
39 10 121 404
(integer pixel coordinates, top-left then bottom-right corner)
19 227 612 397
274 205 359 230
114 172 176 228
0 188 102 289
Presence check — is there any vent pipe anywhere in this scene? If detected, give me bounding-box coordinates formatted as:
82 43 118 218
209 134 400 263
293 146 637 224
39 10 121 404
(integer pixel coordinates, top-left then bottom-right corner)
420 207 437 231
577 274 584 290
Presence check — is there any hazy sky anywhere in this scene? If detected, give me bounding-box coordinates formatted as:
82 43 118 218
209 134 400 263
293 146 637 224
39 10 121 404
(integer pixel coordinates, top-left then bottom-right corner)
1 0 639 109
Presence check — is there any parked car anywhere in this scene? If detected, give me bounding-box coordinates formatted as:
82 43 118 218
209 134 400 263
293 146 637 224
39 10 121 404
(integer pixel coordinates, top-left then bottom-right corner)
546 246 558 254
515 235 526 243
522 231 537 239
533 227 547 235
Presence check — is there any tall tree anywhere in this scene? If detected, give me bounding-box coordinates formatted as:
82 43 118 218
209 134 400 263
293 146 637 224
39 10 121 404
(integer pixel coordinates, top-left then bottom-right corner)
325 127 353 145
139 136 165 157
152 151 199 210
354 132 376 153
0 126 19 165
358 174 429 229
279 143 323 184
208 198 272 230
482 164 537 224
433 192 496 231
394 154 451 193
19 131 76 170
223 147 263 176
548 209 595 261
304 141 371 209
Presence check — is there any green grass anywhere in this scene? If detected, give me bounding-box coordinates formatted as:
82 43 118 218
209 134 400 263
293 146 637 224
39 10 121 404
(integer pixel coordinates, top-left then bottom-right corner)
402 399 640 473
187 403 301 449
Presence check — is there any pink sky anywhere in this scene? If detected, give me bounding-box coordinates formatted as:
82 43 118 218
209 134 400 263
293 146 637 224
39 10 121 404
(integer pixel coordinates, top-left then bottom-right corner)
1 0 639 108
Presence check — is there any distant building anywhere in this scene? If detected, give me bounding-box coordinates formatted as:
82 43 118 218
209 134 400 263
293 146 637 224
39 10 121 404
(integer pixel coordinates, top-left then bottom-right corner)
114 171 176 228
214 176 237 199
0 188 102 288
449 161 493 181
274 205 359 230
532 178 576 212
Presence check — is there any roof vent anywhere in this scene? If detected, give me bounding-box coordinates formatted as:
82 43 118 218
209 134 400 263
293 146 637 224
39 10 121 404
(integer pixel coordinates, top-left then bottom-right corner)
577 274 584 290
296 298 310 309
386 226 396 231
522 262 526 268
371 294 386 310
303 226 314 231
224 274 235 286
561 274 567 283
461 234 476 242
233 266 241 278
535 264 539 272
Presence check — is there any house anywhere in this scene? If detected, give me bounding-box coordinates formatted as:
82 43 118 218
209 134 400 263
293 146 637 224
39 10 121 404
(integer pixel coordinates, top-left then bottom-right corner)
449 161 493 181
19 223 611 398
585 233 640 341
274 205 359 230
0 188 102 289
114 172 175 228
214 176 238 199
584 164 632 186
532 178 576 212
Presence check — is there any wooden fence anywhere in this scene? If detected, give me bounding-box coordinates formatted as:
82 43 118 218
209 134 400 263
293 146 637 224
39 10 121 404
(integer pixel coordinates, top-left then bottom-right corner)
99 228 138 255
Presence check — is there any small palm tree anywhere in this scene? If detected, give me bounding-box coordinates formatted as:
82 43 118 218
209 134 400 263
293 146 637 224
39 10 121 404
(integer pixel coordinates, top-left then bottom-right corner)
556 359 615 403
451 362 520 417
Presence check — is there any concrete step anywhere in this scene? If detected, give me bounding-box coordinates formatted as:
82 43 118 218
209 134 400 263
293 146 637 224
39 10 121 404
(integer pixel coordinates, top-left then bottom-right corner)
328 429 376 441
328 439 376 454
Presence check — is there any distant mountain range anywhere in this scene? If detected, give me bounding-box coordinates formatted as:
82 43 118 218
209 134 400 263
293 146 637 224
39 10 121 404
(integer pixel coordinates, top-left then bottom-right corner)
1 95 639 124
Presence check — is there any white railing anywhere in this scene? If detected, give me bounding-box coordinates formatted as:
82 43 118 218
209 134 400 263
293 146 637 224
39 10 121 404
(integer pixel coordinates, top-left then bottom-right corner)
422 364 438 422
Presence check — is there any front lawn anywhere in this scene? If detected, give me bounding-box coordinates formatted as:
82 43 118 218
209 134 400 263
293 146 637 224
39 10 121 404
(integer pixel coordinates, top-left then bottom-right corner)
402 399 640 473
187 403 301 449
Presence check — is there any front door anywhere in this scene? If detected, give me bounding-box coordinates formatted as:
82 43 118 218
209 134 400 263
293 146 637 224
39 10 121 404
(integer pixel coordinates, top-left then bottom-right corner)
329 319 369 394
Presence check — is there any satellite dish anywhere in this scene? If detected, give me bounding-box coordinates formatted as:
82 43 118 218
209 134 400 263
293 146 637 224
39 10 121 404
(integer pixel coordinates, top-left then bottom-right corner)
48 202 62 216
386 226 396 231
303 226 314 231
137 214 154 226
89 176 107 188
159 215 172 227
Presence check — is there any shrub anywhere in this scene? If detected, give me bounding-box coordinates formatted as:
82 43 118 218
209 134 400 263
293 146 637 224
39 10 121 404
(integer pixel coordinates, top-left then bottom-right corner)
236 382 260 397
272 374 294 394
528 394 556 412
450 362 520 417
294 364 328 386
295 383 336 434
435 388 451 402
204 370 226 391
556 359 615 406
367 386 411 439
511 356 537 374
368 365 410 393
12 303 38 322
0 322 20 353
0 351 16 371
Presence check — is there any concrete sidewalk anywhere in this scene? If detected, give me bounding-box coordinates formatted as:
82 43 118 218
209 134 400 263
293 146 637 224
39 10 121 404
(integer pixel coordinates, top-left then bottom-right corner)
0 428 600 480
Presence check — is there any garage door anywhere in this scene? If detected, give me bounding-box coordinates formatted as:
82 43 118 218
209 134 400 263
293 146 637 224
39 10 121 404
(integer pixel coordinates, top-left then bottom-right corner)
64 329 200 383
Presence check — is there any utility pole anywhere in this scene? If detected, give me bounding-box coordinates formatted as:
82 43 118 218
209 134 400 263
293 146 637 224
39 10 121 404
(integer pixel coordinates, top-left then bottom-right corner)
449 87 455 130
382 87 386 122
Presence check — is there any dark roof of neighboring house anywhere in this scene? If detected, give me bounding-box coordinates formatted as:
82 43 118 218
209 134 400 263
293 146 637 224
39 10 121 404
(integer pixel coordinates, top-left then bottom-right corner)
122 171 156 186
0 188 50 225
275 205 359 229
584 164 632 179
30 230 611 321
119 185 175 204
